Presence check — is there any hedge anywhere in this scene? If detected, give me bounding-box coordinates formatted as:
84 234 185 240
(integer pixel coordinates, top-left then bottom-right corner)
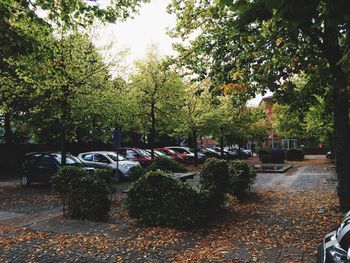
146 156 187 173
52 166 113 221
227 160 256 200
127 170 202 228
286 149 304 161
127 158 257 228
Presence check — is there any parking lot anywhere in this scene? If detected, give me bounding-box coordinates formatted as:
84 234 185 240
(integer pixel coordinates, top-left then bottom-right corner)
0 156 341 262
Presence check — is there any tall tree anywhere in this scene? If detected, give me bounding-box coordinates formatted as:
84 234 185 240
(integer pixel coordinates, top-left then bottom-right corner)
130 47 185 159
169 0 350 209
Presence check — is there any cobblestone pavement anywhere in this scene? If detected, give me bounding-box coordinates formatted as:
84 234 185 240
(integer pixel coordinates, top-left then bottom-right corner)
0 157 339 262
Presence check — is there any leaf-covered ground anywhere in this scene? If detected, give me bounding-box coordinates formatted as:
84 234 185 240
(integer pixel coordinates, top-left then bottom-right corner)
0 157 342 262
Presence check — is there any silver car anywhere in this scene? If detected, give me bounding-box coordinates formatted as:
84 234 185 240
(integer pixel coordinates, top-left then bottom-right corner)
78 151 141 181
318 211 350 263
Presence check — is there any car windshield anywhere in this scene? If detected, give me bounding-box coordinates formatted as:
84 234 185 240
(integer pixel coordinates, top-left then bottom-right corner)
138 149 151 157
154 150 165 156
107 153 126 161
53 154 81 164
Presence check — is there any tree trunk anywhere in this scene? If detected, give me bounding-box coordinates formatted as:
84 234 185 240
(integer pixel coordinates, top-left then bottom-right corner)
220 135 224 158
332 71 350 210
192 128 198 167
150 103 156 160
60 91 68 165
4 113 12 145
324 1 350 209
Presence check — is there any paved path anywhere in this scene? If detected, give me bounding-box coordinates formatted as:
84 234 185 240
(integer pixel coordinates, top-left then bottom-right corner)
0 159 338 262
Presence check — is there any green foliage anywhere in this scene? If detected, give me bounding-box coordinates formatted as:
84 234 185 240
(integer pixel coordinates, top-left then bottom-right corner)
146 156 187 173
257 148 271 157
305 96 334 142
128 165 144 181
272 104 306 139
129 46 185 149
199 158 229 213
52 166 112 221
286 149 304 161
227 160 256 200
127 170 202 228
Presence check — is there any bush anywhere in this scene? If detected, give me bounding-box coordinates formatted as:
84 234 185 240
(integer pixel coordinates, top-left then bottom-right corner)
52 166 111 221
227 160 256 200
286 149 304 161
199 158 229 214
127 170 202 228
128 165 144 181
257 148 271 158
147 156 187 173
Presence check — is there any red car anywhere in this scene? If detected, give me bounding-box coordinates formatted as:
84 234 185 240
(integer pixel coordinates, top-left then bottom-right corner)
155 148 186 163
116 148 153 167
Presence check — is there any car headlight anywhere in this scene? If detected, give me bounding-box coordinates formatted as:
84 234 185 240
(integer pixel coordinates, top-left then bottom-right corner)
120 163 130 169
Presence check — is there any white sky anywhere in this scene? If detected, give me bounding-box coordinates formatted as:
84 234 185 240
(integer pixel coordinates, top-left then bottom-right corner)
91 0 271 105
92 0 176 66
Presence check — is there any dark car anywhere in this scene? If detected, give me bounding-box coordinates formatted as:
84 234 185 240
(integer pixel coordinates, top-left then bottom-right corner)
318 211 350 263
20 152 83 186
116 147 153 167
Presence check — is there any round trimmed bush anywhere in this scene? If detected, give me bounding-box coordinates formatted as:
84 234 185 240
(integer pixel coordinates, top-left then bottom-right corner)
286 149 304 161
127 170 202 228
52 166 112 221
146 156 187 173
199 158 229 214
227 160 256 200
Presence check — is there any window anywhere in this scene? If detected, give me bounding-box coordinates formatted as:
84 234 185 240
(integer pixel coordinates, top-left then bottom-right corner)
38 155 56 168
171 148 186 154
81 154 93 161
126 150 138 158
107 153 126 161
94 154 110 163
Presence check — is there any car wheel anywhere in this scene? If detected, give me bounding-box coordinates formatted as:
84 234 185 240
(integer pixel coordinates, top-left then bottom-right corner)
20 175 31 187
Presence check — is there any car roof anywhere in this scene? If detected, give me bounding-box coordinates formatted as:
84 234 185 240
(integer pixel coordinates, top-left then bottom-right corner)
79 151 116 155
25 152 61 156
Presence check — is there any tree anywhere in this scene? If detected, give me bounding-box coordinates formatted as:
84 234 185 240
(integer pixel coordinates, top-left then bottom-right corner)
1 0 147 164
129 47 185 159
305 96 334 147
272 104 305 139
169 0 350 209
175 82 214 165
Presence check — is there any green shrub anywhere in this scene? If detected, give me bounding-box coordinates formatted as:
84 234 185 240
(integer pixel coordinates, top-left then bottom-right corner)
128 165 144 181
286 149 304 161
127 170 202 228
52 166 111 221
257 148 271 158
227 160 256 200
199 158 229 214
147 156 187 173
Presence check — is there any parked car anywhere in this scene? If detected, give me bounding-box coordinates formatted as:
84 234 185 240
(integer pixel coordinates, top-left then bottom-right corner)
145 149 172 159
164 146 205 164
116 147 153 167
78 151 141 181
199 148 221 159
155 148 185 163
317 211 350 263
326 151 335 160
213 147 239 160
20 152 84 187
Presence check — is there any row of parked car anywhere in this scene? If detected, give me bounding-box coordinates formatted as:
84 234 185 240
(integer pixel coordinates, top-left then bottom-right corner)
20 146 252 186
